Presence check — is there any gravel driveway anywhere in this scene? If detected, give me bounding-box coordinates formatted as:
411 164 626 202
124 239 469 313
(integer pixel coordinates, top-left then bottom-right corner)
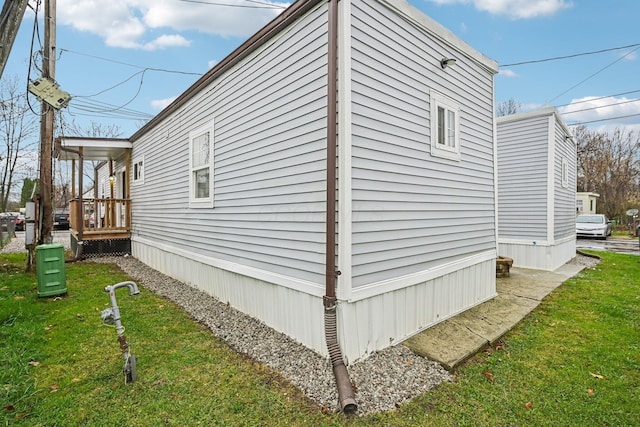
1 231 71 254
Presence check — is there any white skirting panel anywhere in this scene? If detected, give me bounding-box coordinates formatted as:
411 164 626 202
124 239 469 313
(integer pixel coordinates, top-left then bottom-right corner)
339 256 496 363
498 236 576 271
133 239 497 362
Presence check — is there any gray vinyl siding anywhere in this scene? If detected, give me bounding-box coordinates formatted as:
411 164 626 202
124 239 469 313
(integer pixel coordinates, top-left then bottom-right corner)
350 0 496 287
130 3 329 284
95 162 111 198
554 120 576 240
497 116 549 240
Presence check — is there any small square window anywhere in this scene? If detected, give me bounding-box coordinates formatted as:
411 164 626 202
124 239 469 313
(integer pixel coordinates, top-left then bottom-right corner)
430 91 461 161
189 120 214 208
133 158 144 184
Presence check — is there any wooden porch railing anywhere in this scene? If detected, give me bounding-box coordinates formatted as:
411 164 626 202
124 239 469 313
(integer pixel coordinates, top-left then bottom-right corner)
69 198 131 234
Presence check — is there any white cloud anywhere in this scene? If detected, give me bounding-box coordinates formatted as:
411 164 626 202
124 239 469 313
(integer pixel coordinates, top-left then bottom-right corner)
57 0 288 50
150 96 177 110
142 0 287 37
559 95 640 132
498 69 517 77
428 0 572 19
141 34 191 51
208 59 219 69
621 50 637 61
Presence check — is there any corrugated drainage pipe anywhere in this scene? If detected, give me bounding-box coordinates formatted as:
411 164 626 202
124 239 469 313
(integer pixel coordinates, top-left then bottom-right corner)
324 296 357 413
324 0 357 415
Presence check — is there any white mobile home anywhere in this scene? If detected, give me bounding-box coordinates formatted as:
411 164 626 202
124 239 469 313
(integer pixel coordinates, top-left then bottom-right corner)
61 0 499 367
496 107 577 271
576 191 599 215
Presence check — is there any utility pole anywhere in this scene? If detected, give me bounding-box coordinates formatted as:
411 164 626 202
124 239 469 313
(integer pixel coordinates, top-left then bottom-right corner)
38 0 56 244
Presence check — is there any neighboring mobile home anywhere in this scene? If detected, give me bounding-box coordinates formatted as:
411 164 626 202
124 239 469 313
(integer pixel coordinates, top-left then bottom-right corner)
576 191 599 215
60 0 499 364
496 107 577 271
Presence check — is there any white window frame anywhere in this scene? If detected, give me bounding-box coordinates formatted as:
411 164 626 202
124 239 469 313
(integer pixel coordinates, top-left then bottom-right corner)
429 91 461 161
189 119 214 208
561 157 569 188
132 156 144 185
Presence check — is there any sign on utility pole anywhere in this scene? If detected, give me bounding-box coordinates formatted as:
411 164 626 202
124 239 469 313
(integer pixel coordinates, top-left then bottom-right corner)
38 0 56 244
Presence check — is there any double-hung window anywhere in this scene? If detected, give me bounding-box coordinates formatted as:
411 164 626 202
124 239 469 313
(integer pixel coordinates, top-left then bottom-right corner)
430 91 461 161
189 120 214 208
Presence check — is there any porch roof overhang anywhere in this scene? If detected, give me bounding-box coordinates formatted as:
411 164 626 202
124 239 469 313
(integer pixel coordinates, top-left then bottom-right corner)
55 136 132 161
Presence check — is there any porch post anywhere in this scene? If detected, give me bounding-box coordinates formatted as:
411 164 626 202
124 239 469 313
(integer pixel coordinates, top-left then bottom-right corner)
108 160 114 228
125 149 131 230
71 159 76 198
77 147 84 241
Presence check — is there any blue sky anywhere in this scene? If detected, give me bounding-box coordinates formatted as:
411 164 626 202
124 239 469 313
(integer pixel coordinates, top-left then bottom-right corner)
3 0 639 137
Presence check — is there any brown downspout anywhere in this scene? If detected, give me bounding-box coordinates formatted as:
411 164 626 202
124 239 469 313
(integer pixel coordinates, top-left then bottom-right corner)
324 0 357 414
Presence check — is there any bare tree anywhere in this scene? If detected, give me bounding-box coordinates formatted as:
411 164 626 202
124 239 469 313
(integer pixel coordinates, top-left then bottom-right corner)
496 98 521 117
0 75 38 211
575 125 640 222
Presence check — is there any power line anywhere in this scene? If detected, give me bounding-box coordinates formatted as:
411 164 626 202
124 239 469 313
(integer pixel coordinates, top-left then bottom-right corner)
566 113 640 126
67 107 152 121
548 46 640 104
243 0 286 7
554 89 640 108
71 69 148 99
57 50 201 113
59 48 202 76
70 99 154 119
175 0 285 9
501 42 640 67
561 98 640 115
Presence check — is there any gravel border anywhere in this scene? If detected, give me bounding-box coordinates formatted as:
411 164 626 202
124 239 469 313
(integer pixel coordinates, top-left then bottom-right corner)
91 255 452 415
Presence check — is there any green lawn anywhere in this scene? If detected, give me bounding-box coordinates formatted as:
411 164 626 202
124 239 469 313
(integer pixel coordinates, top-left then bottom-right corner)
1 251 639 426
611 229 634 239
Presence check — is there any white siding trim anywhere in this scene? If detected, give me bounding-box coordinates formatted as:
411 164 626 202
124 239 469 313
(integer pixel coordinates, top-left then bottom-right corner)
498 234 574 247
350 250 496 302
132 236 325 296
337 0 354 301
546 115 555 245
493 84 500 255
499 237 550 246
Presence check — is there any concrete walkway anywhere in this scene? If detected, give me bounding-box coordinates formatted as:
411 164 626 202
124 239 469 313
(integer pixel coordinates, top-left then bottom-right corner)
404 262 585 370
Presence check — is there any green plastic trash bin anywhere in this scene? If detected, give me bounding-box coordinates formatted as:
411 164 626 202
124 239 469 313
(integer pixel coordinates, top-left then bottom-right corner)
36 244 67 297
